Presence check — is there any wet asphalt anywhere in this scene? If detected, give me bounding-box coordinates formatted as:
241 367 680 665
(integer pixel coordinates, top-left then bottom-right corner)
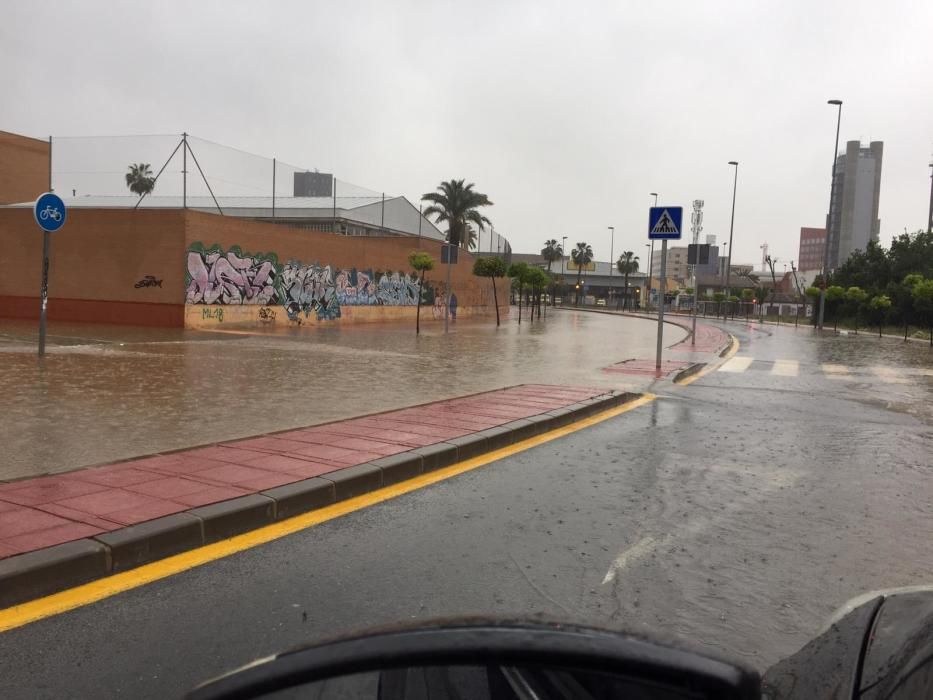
2 320 932 699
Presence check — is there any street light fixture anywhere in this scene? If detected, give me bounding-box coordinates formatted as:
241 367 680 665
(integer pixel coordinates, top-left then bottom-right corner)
648 193 658 310
817 99 843 330
724 163 739 309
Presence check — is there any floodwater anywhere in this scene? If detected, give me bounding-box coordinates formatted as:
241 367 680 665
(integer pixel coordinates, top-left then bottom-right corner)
0 310 683 480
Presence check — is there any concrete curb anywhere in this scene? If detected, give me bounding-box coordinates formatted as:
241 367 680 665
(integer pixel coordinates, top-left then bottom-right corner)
672 363 707 384
0 390 641 610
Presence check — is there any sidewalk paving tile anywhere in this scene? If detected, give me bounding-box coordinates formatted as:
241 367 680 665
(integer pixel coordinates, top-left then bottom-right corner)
64 465 166 489
0 477 108 507
2 523 105 555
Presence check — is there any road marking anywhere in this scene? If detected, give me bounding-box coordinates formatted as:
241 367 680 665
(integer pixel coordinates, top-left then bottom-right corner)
822 363 849 378
872 367 910 384
771 359 799 377
0 394 657 634
601 535 665 584
719 356 753 373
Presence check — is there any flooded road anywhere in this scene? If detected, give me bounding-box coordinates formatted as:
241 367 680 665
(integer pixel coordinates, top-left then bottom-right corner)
1 310 680 480
2 318 932 699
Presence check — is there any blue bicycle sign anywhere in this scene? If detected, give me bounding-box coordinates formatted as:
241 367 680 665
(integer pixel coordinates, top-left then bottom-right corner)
34 192 67 233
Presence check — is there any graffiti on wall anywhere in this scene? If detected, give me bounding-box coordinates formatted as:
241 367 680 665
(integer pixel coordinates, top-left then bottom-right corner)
186 242 423 322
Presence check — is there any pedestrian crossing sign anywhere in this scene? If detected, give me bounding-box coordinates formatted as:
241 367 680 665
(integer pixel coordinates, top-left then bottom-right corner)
648 207 683 240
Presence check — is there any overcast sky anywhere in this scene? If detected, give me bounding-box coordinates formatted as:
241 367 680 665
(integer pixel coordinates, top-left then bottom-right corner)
2 0 932 270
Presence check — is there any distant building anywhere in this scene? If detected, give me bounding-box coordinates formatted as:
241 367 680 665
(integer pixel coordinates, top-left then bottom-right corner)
828 140 883 269
798 227 827 272
651 246 689 280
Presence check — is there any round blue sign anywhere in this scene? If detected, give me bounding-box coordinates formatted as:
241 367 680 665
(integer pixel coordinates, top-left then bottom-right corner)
34 192 67 233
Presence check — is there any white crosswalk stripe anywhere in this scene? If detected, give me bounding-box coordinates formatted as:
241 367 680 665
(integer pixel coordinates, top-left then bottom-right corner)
872 366 912 384
822 363 849 379
771 360 799 377
720 356 753 373
715 358 920 384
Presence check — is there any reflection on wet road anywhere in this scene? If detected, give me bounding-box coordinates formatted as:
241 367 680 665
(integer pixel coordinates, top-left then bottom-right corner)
1 311 681 480
1 318 931 700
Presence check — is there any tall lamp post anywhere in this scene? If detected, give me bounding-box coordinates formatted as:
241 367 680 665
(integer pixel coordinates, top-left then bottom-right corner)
927 161 932 235
561 235 567 304
725 162 739 306
817 99 843 330
648 192 658 310
607 226 615 304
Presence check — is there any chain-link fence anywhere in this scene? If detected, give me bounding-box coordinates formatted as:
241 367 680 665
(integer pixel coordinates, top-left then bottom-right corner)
44 132 507 249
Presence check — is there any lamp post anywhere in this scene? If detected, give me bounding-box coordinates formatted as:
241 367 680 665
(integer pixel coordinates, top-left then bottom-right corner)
725 162 739 306
817 99 843 330
927 161 932 236
648 193 658 310
608 226 615 304
561 235 567 305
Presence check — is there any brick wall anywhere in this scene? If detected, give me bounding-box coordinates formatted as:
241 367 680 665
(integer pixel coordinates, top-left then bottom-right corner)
0 208 507 327
0 131 50 205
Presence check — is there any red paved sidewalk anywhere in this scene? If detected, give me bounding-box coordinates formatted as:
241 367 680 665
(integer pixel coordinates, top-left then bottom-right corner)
667 317 730 353
0 384 608 560
603 359 693 377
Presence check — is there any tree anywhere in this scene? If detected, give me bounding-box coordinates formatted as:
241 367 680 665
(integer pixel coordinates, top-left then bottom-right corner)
756 286 772 317
912 279 933 346
473 256 506 327
741 289 754 319
727 295 740 319
570 242 593 305
825 285 846 331
408 251 435 335
421 180 493 250
713 292 726 317
507 262 531 324
525 265 551 321
846 286 868 333
540 239 563 307
125 163 155 196
541 239 563 273
615 252 640 310
868 294 892 337
805 287 821 325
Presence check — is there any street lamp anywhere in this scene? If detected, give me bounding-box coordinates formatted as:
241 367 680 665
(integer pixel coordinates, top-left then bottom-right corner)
608 226 615 302
648 193 658 309
561 235 568 304
725 162 739 304
927 161 932 235
817 99 843 330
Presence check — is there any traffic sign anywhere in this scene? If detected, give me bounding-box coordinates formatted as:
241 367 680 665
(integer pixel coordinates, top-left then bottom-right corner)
648 206 682 240
34 192 67 233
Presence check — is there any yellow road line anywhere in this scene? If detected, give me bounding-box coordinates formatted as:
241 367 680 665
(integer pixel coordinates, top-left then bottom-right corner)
0 394 656 634
676 334 740 386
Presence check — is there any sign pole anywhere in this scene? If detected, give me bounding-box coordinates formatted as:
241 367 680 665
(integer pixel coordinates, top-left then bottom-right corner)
38 229 51 356
444 250 451 334
34 191 67 356
691 264 698 345
656 239 668 371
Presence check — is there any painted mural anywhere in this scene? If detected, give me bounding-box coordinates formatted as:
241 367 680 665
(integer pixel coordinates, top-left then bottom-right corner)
185 242 423 322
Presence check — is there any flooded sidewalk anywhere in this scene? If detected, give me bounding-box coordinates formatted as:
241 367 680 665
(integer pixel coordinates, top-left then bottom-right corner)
2 310 682 481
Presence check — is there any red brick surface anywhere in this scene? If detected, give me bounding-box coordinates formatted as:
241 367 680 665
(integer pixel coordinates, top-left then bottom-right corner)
0 384 609 559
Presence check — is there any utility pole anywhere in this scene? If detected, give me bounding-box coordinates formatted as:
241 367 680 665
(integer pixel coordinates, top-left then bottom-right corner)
182 132 188 209
818 100 843 330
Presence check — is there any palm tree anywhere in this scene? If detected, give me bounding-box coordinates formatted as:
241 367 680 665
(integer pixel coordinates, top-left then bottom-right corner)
408 251 435 335
570 242 593 306
615 251 639 310
421 179 493 250
541 239 563 307
125 163 155 196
